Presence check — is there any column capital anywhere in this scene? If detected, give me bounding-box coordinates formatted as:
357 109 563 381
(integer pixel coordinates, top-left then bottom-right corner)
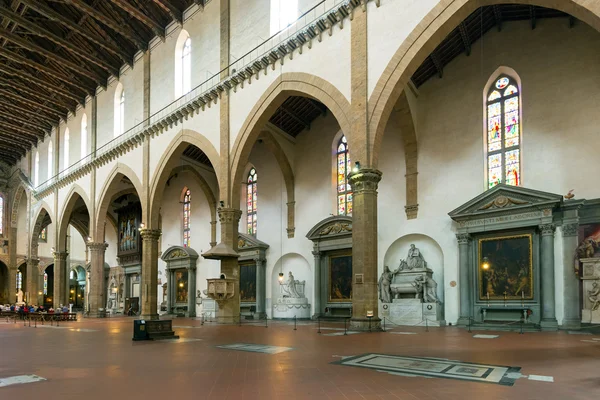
456 233 471 245
539 223 556 236
312 250 322 258
562 223 579 237
217 207 242 223
87 242 108 252
253 257 266 266
26 257 40 266
348 168 382 193
139 228 162 241
52 251 69 261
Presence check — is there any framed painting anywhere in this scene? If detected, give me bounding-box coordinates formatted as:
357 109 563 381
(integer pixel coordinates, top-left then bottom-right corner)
240 264 256 302
329 255 352 302
478 234 533 300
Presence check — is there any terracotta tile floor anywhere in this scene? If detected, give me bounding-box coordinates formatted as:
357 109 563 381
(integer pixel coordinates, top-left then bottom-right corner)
1 317 599 399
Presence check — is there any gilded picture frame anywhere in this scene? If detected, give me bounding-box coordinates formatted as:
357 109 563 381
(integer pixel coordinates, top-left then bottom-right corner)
478 234 533 300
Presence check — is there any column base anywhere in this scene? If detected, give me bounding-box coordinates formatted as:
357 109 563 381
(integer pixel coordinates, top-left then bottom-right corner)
312 313 322 320
253 312 267 320
456 316 472 327
140 313 160 321
350 317 382 331
540 319 559 331
88 311 107 318
560 318 581 330
217 315 241 324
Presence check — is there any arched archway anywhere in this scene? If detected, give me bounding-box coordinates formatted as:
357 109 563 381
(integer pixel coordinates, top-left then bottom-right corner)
0 261 8 304
229 72 352 205
368 0 600 169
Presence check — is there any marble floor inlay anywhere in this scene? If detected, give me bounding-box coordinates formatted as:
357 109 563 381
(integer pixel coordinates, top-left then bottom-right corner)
216 343 293 354
333 354 521 386
0 375 46 387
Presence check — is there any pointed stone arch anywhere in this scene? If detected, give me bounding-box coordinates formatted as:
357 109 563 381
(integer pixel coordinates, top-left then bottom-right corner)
57 184 93 251
368 0 600 169
229 72 351 207
10 183 27 228
30 203 54 260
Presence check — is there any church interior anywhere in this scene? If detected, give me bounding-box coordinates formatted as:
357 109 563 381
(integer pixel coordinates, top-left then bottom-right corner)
0 0 599 398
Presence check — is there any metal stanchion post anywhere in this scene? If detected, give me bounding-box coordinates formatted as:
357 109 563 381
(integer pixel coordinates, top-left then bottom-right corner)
201 314 204 326
294 315 297 331
239 313 242 327
520 318 524 335
34 318 37 328
317 316 321 334
344 318 348 335
468 317 472 333
383 317 386 332
265 317 268 328
425 318 429 332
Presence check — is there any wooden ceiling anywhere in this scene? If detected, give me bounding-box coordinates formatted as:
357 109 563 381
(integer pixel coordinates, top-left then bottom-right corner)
411 5 572 88
269 96 327 138
0 0 200 166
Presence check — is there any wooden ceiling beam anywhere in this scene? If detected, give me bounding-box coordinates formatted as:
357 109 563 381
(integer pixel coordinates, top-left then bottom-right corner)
458 22 471 56
0 47 95 95
66 0 148 51
0 120 44 140
0 89 65 121
0 151 20 165
18 0 134 67
0 126 40 143
108 0 165 39
152 0 182 24
0 99 58 126
430 52 443 79
0 79 73 115
0 5 119 77
0 63 85 104
0 28 105 87
0 139 27 154
0 129 36 145
493 5 502 32
0 109 51 131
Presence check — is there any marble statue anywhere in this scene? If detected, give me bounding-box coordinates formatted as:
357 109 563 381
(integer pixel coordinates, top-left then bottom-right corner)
413 276 440 304
281 271 302 298
107 298 113 309
588 282 600 311
378 266 393 303
577 238 598 260
406 244 427 270
16 289 24 304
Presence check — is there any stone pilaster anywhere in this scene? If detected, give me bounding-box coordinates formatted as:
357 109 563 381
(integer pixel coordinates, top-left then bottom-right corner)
210 220 217 247
8 226 16 302
7 266 17 304
140 229 161 320
87 242 108 317
186 265 197 317
26 258 40 305
456 233 472 326
539 224 558 330
347 168 382 330
312 250 322 319
52 251 68 308
218 207 241 324
255 257 266 319
286 201 295 238
562 222 581 329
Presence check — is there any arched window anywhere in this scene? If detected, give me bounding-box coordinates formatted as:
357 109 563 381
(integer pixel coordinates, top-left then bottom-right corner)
39 227 47 243
114 83 124 137
182 188 191 247
63 128 70 170
47 142 53 178
81 114 88 159
175 32 191 97
270 0 298 35
246 168 257 236
486 75 521 188
336 136 352 216
0 196 4 235
16 270 22 291
43 272 48 295
34 151 40 187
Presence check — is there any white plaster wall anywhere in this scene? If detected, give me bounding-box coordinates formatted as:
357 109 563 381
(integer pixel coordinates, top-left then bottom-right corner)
69 225 86 261
105 223 118 268
15 197 27 255
230 0 270 62
367 0 438 97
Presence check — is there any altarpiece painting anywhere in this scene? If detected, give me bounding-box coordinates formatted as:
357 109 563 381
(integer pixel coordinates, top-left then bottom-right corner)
329 255 352 301
240 264 256 302
478 234 533 300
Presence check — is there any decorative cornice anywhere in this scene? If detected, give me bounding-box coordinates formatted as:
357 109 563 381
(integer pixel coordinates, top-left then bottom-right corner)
562 223 579 237
31 0 374 201
539 223 556 236
456 233 471 245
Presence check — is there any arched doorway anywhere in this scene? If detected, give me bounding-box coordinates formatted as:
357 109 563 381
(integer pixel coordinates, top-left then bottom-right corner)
44 265 54 308
16 263 26 304
69 266 86 310
0 261 8 304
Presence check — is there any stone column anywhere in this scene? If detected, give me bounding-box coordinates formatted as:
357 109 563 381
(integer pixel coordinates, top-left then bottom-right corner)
255 257 266 319
166 269 172 314
540 224 558 330
218 207 242 324
52 251 68 308
140 229 161 320
456 233 472 325
26 258 40 305
8 226 17 302
312 250 322 319
187 266 196 317
562 223 581 329
8 266 17 304
87 242 107 317
348 168 383 330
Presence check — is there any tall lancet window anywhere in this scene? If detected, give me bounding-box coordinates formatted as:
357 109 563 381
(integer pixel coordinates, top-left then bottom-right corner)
486 75 521 188
182 38 191 95
246 168 257 236
47 142 53 179
81 114 88 159
63 128 70 170
336 136 352 216
183 188 191 247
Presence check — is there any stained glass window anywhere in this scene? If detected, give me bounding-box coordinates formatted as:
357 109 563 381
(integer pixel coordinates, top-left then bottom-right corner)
182 38 191 94
486 75 521 188
247 168 257 235
183 189 190 247
39 227 47 242
337 136 352 216
43 272 48 295
16 271 22 290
